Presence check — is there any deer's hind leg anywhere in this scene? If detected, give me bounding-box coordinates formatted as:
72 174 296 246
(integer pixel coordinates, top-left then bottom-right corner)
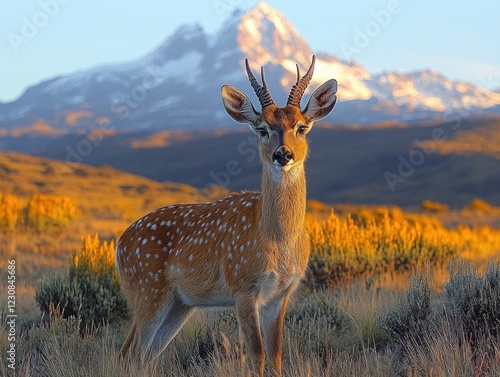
139 290 194 363
119 322 138 359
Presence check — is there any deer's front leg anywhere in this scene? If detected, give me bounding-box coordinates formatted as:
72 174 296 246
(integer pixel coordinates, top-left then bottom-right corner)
260 295 290 377
236 297 265 377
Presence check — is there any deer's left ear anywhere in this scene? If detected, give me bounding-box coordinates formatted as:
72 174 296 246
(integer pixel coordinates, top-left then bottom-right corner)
221 85 260 125
302 79 337 122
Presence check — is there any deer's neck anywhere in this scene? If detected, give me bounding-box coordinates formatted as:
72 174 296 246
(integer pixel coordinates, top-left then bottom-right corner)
259 163 307 241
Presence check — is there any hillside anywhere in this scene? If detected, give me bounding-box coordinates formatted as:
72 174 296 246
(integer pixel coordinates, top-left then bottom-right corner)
0 152 225 219
31 116 500 208
425 122 500 159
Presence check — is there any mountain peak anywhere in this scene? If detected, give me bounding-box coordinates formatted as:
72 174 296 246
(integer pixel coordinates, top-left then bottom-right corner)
150 23 208 64
236 2 312 67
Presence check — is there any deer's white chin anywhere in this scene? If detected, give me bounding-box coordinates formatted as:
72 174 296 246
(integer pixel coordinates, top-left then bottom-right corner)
272 159 295 172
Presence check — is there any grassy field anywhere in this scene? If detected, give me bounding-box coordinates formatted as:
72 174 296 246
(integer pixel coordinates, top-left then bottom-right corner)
0 153 499 376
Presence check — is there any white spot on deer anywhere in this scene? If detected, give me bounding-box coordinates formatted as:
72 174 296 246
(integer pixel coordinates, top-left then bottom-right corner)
146 253 151 259
242 215 247 222
151 224 157 230
228 252 233 260
188 254 193 262
142 239 148 245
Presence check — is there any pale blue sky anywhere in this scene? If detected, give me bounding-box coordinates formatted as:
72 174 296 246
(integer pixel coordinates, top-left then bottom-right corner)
1 0 499 102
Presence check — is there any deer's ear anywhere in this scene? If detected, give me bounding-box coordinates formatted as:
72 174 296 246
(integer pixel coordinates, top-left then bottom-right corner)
302 79 337 122
221 85 260 125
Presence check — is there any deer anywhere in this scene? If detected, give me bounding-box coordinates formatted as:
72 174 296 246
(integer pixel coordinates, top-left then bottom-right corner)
115 55 337 376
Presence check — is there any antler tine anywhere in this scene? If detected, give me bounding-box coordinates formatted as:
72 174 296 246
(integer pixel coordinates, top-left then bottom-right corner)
260 66 267 89
287 55 316 107
245 58 275 109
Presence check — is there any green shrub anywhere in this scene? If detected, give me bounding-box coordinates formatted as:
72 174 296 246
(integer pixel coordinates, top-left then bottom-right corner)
35 235 127 329
444 259 500 357
378 271 432 350
379 259 500 375
286 291 354 356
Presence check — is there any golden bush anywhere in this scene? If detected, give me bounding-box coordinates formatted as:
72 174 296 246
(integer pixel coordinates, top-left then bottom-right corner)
26 193 79 230
421 199 449 212
306 209 500 288
463 198 492 212
35 234 125 327
73 234 117 282
0 193 23 230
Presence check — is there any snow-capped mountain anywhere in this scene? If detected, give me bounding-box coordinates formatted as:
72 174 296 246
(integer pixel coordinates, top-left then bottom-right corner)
1 2 499 132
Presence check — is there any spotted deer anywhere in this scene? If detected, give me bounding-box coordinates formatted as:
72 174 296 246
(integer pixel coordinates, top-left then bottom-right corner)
116 55 337 376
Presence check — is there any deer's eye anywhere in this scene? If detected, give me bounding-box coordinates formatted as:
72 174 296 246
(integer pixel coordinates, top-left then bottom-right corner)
297 125 308 135
256 128 268 138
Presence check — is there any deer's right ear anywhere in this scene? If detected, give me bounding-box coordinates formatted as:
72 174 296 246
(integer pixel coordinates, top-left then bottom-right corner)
221 85 260 125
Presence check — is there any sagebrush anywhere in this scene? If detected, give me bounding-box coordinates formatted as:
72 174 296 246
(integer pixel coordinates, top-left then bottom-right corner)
35 235 127 328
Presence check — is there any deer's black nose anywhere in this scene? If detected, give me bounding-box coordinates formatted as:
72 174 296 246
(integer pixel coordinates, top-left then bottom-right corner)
273 146 294 166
